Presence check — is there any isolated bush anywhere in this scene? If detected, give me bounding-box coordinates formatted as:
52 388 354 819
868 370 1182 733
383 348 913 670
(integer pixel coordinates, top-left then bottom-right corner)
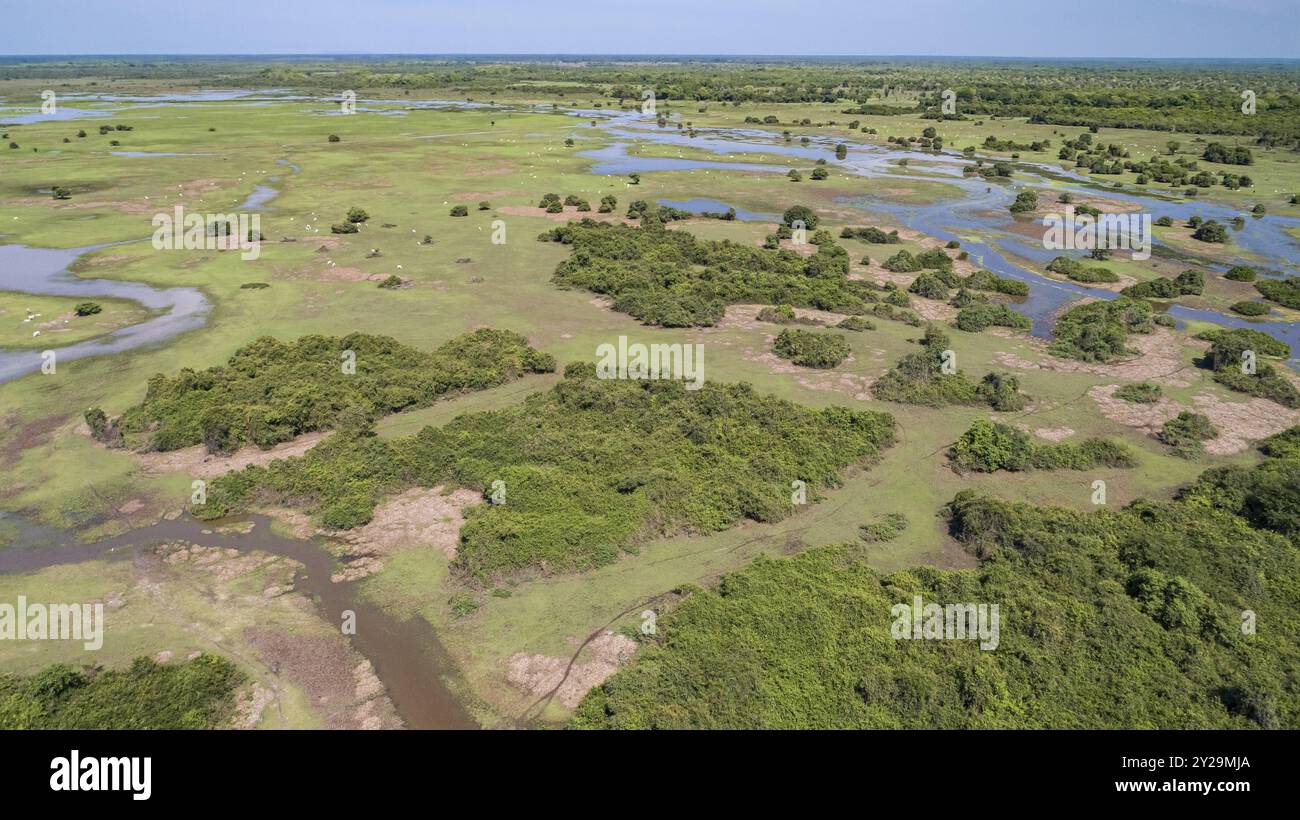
884 250 921 272
1160 412 1218 459
782 205 818 229
836 315 875 332
955 303 1031 333
1115 382 1162 403
1255 277 1300 310
1231 301 1270 316
908 272 950 300
773 328 852 368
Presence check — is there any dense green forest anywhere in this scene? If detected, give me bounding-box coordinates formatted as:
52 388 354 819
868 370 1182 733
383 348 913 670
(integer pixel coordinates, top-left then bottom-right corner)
0 655 244 729
573 427 1300 729
92 329 555 453
199 364 897 580
7 56 1297 143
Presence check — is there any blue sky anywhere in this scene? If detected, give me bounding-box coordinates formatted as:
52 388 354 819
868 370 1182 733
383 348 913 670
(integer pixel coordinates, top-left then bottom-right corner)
2 0 1297 58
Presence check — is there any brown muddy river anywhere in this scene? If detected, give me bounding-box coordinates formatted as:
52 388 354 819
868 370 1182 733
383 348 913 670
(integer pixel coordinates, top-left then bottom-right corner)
0 512 477 730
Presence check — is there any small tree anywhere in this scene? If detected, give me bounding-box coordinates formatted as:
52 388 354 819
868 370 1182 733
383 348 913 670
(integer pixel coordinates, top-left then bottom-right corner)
782 205 818 229
1009 191 1038 214
450 205 469 217
347 207 369 224
1192 220 1228 243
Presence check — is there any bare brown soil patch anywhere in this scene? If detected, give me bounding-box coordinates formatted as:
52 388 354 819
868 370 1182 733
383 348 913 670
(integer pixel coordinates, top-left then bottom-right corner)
233 682 276 729
280 262 386 283
124 432 330 479
246 628 401 729
1016 425 1075 442
707 305 885 399
1 414 66 466
1088 384 1300 455
59 178 226 215
83 253 133 267
994 328 1207 387
506 631 638 709
156 541 299 591
330 486 482 582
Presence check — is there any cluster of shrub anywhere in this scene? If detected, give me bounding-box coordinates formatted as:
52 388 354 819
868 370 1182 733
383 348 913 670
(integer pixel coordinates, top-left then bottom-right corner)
1052 132 1254 190
1047 298 1154 362
1160 411 1219 459
772 327 852 368
88 329 555 454
858 512 907 543
1255 276 1300 310
1120 269 1204 300
884 126 945 150
885 248 957 274
949 418 1137 473
537 192 617 214
330 206 370 234
954 301 1032 333
1045 255 1119 284
195 365 898 581
907 265 1028 299
1199 328 1299 408
539 216 884 328
872 325 1027 410
981 134 1049 153
840 226 901 244
1116 382 1162 403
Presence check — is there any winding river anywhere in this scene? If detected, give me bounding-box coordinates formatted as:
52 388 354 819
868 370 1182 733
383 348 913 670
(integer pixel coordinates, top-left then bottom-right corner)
0 510 476 729
579 109 1300 363
0 243 210 382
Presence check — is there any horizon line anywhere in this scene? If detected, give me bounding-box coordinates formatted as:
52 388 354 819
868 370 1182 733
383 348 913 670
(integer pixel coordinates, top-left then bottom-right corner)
3 52 1300 62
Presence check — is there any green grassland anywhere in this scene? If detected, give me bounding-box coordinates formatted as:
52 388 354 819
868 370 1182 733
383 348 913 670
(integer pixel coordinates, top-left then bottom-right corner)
0 291 154 349
0 80 1296 727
